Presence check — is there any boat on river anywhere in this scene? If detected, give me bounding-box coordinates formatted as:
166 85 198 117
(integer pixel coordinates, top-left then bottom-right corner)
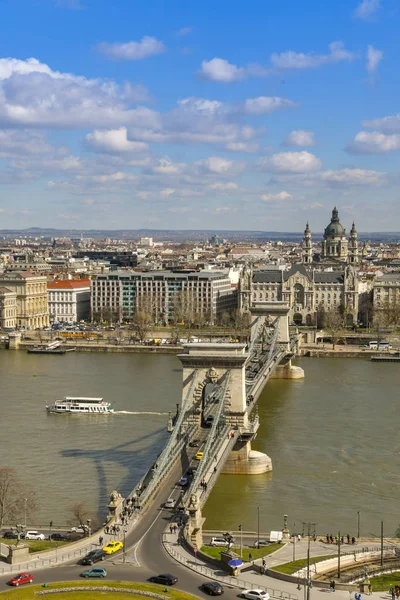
27 341 75 355
46 397 114 414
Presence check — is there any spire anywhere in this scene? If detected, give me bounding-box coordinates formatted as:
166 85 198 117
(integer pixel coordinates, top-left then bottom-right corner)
304 221 311 235
331 206 339 222
350 221 357 236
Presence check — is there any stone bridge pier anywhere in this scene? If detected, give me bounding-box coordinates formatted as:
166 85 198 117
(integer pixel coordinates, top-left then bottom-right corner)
178 343 272 475
250 301 304 380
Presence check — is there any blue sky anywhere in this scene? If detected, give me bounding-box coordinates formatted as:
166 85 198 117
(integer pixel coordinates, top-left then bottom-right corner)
0 0 399 231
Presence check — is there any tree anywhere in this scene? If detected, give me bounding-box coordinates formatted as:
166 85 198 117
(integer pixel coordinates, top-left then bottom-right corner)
0 468 37 527
130 311 153 343
324 307 344 349
69 501 99 531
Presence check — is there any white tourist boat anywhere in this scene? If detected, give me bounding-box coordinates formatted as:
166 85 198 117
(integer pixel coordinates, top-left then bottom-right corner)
46 397 114 414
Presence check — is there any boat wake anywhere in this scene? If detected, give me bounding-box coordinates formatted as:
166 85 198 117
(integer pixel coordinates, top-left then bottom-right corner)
114 410 169 416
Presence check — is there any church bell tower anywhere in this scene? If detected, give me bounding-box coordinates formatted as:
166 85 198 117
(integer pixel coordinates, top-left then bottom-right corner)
302 222 313 264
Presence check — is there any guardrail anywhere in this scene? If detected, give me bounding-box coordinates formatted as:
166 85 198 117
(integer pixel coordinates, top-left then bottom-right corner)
165 542 298 600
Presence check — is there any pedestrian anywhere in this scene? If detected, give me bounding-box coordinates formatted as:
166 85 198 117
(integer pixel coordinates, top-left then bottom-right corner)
391 587 395 600
298 534 301 542
352 536 356 545
368 583 372 595
105 526 109 535
326 534 329 543
347 534 350 544
170 524 173 534
341 536 344 545
248 553 253 563
99 535 103 546
332 580 335 592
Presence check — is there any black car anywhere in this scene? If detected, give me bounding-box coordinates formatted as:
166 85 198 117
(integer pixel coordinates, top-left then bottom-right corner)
189 439 200 448
80 549 106 565
2 531 18 539
201 582 224 596
204 415 214 428
148 574 178 586
50 533 70 542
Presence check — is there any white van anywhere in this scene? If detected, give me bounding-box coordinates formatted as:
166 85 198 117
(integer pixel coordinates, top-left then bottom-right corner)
368 341 378 350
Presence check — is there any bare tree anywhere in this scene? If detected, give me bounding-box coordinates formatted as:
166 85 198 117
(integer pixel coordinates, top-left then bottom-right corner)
69 501 99 531
379 296 400 330
130 311 153 343
324 307 344 349
0 468 37 527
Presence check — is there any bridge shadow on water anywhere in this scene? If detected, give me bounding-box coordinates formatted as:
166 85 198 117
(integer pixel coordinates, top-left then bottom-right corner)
61 427 167 517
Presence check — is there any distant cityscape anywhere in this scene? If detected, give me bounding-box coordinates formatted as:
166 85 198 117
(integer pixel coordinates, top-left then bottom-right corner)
0 206 399 331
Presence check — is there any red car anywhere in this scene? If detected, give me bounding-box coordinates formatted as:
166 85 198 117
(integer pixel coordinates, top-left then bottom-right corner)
8 572 34 586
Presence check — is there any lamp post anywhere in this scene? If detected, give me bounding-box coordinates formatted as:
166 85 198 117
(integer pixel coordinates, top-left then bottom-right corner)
87 519 91 537
24 498 27 529
257 507 260 549
49 520 53 548
357 511 360 539
123 527 127 564
239 524 243 558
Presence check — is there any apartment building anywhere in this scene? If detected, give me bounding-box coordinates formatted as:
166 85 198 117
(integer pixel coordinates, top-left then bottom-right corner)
48 279 91 323
91 270 237 324
0 287 17 330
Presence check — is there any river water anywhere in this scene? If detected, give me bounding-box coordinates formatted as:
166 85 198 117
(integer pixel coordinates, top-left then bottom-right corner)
1 351 399 536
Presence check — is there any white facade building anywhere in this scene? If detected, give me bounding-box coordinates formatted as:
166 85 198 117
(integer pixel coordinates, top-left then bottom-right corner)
47 280 90 323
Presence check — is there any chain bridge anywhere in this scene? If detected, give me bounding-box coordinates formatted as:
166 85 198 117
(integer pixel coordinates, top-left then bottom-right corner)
126 302 303 548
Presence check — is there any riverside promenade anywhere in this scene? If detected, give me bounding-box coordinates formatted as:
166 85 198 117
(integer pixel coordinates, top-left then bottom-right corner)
163 530 397 600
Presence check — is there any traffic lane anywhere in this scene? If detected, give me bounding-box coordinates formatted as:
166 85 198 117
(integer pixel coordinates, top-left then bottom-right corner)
0 561 241 599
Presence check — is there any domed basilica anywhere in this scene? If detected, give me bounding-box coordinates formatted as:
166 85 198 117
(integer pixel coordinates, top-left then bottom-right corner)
302 206 359 265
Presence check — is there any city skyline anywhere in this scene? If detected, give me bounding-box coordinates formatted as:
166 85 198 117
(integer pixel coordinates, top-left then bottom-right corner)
0 0 399 230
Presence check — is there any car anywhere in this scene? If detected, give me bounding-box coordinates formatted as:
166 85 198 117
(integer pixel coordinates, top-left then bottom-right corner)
179 476 188 486
80 549 106 565
8 572 34 586
210 537 230 547
164 498 175 509
195 451 204 461
254 539 269 548
80 567 107 578
25 530 45 540
69 525 89 534
49 532 70 541
186 467 197 476
148 574 178 586
201 581 224 595
103 540 123 555
240 590 270 600
204 415 215 428
2 530 18 539
189 439 200 447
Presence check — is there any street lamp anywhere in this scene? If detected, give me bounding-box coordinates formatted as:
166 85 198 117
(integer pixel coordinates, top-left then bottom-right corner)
87 519 91 537
357 511 360 539
123 527 127 563
24 498 27 529
257 507 260 549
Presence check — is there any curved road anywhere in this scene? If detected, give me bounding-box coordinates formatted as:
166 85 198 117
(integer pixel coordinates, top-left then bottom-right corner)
0 460 240 599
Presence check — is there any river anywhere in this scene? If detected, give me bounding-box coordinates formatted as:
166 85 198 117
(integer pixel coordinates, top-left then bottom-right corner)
1 351 399 536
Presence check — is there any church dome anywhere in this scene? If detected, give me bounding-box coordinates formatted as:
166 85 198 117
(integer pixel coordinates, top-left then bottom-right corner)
324 206 345 237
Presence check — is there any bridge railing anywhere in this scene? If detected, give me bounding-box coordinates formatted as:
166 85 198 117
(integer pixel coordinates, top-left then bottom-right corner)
198 428 239 508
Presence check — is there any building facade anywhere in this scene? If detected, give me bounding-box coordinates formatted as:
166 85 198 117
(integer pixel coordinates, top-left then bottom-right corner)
0 272 49 329
241 263 359 325
373 273 400 319
48 280 91 324
302 206 359 265
0 287 17 330
91 270 237 324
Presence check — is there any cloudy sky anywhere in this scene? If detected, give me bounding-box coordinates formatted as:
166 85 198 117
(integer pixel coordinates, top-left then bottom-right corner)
0 0 399 231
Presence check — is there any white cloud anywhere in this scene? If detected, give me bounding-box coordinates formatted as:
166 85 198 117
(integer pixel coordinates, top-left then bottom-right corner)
354 0 380 20
160 188 175 197
151 158 183 175
176 27 192 37
196 156 240 175
363 113 400 133
224 142 259 153
96 36 166 61
0 129 52 157
209 182 239 191
366 45 383 73
271 41 354 70
198 58 246 83
0 57 156 129
259 191 292 202
284 130 316 147
244 96 296 115
85 127 149 154
347 131 400 153
259 151 322 173
319 168 386 186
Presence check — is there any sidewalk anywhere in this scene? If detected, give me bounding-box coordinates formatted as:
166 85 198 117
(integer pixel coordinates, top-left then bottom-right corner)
163 530 392 600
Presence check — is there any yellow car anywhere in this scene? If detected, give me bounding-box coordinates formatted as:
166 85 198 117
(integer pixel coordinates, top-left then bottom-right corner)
195 451 204 461
102 540 123 555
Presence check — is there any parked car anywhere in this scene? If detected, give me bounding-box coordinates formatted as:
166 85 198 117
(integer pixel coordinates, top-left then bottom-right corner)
195 451 204 461
201 581 224 595
80 567 107 578
103 540 123 555
164 498 175 509
254 539 270 548
79 549 106 565
49 533 70 542
8 572 34 586
240 590 270 600
25 531 45 540
2 530 18 539
148 573 178 586
210 537 229 547
69 525 89 534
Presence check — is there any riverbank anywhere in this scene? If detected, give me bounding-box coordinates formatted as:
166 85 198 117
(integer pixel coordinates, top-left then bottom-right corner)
299 343 400 359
